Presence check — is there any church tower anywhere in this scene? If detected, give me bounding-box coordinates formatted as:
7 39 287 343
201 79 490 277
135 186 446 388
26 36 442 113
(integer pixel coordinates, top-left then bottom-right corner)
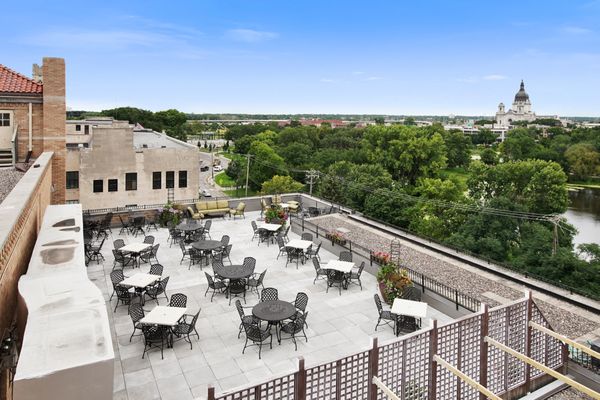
512 80 532 114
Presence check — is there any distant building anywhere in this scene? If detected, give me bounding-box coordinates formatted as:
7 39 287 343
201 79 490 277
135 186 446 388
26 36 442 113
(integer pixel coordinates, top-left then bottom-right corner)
0 58 66 203
65 118 200 209
495 80 537 126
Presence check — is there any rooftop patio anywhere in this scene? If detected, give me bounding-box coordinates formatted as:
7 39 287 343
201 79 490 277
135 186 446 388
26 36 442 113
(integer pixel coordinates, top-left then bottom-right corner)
86 211 452 400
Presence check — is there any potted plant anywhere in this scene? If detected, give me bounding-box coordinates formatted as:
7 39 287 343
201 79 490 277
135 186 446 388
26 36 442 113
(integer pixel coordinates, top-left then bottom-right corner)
158 201 184 227
325 230 347 246
372 251 391 265
376 263 413 305
264 204 288 225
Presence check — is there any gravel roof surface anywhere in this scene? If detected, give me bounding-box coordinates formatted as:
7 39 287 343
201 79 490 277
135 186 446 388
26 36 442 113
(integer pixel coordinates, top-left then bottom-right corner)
548 388 593 400
0 168 25 204
309 213 599 338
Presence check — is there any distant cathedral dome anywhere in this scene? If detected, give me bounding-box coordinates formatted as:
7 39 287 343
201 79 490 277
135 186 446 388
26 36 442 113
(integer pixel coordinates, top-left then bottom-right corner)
514 80 530 103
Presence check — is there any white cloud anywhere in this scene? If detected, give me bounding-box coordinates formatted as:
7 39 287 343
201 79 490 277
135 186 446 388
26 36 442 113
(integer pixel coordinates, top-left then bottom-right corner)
562 26 592 35
352 71 365 75
320 78 335 83
366 76 383 81
483 74 508 81
225 29 278 43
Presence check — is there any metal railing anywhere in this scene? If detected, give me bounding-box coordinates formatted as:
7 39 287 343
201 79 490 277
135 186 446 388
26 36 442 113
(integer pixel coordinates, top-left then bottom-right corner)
299 217 482 312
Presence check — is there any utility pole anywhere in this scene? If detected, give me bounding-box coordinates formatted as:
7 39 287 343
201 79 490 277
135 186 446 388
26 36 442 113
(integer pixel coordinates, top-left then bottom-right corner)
305 169 319 196
211 150 214 180
245 154 250 197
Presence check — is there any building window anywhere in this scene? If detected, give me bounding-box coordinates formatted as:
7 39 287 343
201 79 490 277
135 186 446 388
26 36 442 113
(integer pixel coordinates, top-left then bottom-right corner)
84 125 90 134
126 173 137 191
75 124 81 132
0 113 10 127
108 179 118 192
93 179 103 193
66 171 79 189
166 171 175 189
179 170 187 188
152 172 162 189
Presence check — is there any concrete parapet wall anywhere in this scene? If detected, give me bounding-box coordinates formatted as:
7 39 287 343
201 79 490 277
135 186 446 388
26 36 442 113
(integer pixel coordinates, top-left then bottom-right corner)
13 204 113 400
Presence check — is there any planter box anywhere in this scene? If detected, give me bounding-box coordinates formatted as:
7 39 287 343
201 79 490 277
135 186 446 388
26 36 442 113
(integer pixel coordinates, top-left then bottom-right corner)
325 232 347 246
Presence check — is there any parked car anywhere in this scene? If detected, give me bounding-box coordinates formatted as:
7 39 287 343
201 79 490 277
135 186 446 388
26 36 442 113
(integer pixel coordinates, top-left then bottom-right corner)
213 165 223 172
200 165 210 172
201 189 212 197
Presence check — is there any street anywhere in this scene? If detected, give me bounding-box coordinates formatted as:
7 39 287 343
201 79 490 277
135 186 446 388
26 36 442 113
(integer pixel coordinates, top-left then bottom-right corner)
198 151 230 199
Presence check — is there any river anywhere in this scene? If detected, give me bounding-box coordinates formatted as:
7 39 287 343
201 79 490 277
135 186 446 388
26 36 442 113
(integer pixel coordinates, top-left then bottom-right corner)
564 188 600 248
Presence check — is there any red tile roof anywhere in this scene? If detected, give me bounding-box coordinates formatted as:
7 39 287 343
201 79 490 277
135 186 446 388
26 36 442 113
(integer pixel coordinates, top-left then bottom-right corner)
0 64 43 94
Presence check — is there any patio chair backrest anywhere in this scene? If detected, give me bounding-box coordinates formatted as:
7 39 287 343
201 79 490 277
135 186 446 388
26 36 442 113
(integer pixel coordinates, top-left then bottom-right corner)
157 276 169 294
356 261 365 276
339 251 353 262
243 322 263 341
312 242 322 255
283 225 290 237
374 294 384 315
235 299 245 320
149 263 163 276
243 257 256 271
113 239 125 249
205 272 216 288
401 285 422 302
169 293 187 308
251 221 258 233
151 243 160 257
312 258 322 272
112 249 127 264
294 311 308 332
257 270 267 285
179 241 187 253
212 260 224 271
301 232 313 241
94 236 106 250
142 324 168 342
204 220 212 232
220 235 230 247
119 215 128 226
295 292 309 313
189 310 200 329
277 236 285 249
110 269 124 284
261 287 278 302
144 235 155 244
129 303 145 323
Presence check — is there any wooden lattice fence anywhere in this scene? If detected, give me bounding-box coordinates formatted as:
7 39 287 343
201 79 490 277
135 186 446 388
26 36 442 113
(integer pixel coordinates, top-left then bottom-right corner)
208 295 566 400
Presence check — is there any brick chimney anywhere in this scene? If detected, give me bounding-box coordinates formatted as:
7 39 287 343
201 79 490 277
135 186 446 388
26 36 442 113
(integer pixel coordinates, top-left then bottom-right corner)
42 57 66 204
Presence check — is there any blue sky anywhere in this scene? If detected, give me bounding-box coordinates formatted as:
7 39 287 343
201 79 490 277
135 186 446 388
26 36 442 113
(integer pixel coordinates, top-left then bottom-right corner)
2 1 599 116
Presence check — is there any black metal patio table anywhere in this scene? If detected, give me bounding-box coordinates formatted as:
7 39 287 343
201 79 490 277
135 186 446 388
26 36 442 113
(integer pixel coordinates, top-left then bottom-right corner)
177 222 203 242
192 239 223 265
214 264 254 303
252 300 296 343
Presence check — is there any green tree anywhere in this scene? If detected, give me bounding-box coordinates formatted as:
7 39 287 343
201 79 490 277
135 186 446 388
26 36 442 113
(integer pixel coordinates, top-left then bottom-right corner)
472 129 497 145
363 125 447 184
564 143 600 179
467 159 568 214
480 148 498 165
404 117 416 126
500 129 541 161
261 175 305 194
374 116 385 125
248 142 288 190
444 130 472 168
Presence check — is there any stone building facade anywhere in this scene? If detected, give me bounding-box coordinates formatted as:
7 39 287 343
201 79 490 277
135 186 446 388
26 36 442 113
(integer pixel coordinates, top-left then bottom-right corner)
65 118 200 209
0 58 66 203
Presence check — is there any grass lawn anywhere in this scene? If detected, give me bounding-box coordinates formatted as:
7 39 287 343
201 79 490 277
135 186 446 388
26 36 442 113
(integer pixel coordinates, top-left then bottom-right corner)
223 187 259 198
214 172 236 187
440 167 470 188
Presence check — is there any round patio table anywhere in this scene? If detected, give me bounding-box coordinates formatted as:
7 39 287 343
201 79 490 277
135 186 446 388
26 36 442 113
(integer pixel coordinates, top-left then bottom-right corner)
253 300 296 344
192 239 223 252
214 264 254 302
177 222 203 232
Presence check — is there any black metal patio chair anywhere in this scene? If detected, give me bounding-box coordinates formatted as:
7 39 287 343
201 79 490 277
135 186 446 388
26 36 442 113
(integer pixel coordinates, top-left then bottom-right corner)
142 325 171 360
204 272 226 302
260 287 279 302
172 310 201 349
280 311 308 351
326 269 346 296
312 258 327 284
374 294 396 333
128 303 145 342
144 276 170 305
241 322 272 359
169 293 188 308
246 270 266 298
235 299 260 338
339 251 353 262
347 261 365 290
